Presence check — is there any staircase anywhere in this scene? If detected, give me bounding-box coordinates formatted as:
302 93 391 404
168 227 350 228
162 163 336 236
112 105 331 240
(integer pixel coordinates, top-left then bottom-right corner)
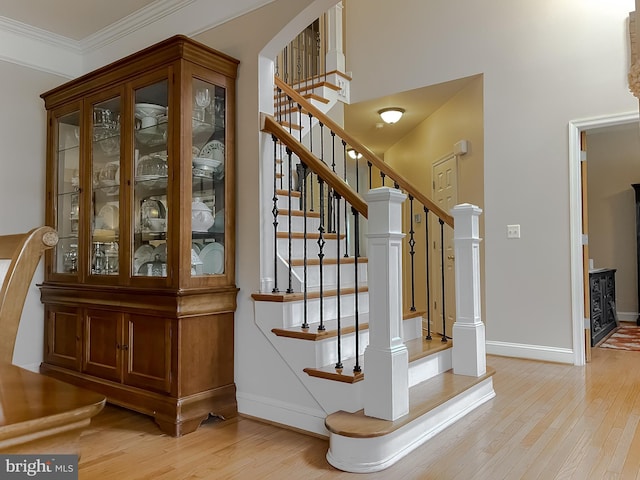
249 68 495 472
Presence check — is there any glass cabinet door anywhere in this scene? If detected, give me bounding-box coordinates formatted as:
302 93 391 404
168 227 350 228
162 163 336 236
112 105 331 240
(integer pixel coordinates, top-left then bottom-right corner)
54 111 80 276
91 97 121 276
133 80 169 278
191 78 225 277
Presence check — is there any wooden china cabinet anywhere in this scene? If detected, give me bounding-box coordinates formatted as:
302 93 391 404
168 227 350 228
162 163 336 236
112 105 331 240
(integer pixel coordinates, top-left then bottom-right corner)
39 36 239 436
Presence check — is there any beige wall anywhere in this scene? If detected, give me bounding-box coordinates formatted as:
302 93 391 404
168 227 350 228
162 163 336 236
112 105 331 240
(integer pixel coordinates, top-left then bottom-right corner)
587 125 640 318
347 0 637 357
0 61 67 366
382 77 484 319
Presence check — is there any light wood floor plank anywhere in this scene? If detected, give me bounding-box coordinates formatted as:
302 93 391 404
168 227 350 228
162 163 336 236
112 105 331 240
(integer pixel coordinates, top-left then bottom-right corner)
76 349 640 479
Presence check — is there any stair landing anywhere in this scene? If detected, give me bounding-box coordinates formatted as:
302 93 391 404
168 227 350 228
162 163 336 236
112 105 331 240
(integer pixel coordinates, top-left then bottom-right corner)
324 367 496 473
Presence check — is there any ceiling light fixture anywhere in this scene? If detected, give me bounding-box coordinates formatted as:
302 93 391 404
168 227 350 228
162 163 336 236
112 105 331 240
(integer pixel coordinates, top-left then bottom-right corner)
347 148 363 160
378 107 405 124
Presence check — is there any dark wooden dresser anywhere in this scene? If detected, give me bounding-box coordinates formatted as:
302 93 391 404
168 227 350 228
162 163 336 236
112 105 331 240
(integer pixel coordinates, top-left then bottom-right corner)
589 268 617 346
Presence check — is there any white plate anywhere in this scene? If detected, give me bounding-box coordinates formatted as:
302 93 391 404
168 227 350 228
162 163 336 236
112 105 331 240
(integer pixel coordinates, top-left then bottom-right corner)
97 204 119 230
199 140 224 162
199 242 224 274
135 103 167 118
193 157 222 172
133 244 154 274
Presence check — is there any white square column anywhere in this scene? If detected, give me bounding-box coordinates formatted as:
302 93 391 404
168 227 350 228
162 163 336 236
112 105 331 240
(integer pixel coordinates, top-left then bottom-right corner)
364 187 409 420
451 203 486 377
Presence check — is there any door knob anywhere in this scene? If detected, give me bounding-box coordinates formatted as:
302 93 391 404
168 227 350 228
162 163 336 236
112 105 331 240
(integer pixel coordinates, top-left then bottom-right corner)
447 255 455 261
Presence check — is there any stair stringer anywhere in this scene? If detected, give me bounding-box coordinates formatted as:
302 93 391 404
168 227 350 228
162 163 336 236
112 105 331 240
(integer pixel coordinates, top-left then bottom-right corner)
253 299 367 415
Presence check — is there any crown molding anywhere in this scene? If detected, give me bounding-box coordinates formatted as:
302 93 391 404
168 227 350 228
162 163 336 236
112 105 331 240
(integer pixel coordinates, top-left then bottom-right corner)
0 15 81 52
80 0 195 53
0 16 82 78
0 0 276 78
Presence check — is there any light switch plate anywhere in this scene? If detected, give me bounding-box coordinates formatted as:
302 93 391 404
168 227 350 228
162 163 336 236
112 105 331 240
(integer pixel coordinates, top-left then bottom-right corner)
507 224 521 239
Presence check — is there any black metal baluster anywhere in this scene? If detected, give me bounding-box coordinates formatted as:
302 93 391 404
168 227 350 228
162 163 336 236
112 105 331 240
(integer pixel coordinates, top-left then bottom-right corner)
272 135 280 293
409 196 416 312
355 154 360 194
301 161 309 329
439 218 447 342
424 206 432 340
317 178 326 331
342 141 348 257
287 94 293 135
335 191 343 370
308 112 314 212
297 103 303 143
352 207 361 374
380 171 386 187
276 87 283 190
368 162 372 190
286 147 294 294
331 131 336 172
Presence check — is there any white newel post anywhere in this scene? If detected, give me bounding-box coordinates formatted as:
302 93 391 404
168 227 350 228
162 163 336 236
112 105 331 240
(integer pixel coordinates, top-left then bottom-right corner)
451 204 486 377
325 2 345 73
364 187 409 421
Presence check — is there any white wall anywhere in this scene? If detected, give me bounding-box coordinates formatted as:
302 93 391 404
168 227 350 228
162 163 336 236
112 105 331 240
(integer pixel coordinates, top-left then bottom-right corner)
346 0 638 361
0 61 67 367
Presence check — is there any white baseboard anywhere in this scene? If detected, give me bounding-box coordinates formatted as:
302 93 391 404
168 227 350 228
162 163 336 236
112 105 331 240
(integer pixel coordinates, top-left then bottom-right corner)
236 391 329 437
486 340 574 364
617 311 638 322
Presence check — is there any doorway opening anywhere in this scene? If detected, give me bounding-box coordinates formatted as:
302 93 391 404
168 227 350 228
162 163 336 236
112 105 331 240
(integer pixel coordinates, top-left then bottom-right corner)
569 111 639 366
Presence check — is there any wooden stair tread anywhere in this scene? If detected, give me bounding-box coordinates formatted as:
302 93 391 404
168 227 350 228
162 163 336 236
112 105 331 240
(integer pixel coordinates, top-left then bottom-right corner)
272 319 369 341
403 309 425 320
290 257 368 266
276 231 345 240
405 336 452 363
276 189 301 197
325 367 496 438
304 361 364 384
252 285 368 303
303 336 451 384
278 209 321 218
278 121 302 131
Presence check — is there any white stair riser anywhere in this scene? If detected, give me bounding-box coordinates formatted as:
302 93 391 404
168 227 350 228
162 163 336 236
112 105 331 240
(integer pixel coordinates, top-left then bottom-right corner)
291 262 368 290
276 292 369 329
278 237 342 258
275 194 300 211
276 329 369 369
408 349 452 387
277 214 321 233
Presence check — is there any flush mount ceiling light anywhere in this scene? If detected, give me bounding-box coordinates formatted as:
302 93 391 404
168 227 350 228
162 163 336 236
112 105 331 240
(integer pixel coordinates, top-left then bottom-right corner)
378 107 405 124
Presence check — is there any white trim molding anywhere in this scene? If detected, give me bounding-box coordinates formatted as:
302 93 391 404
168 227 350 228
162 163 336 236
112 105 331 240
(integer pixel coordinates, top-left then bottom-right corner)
0 16 82 78
568 112 640 367
0 0 278 78
236 391 329 437
486 340 575 364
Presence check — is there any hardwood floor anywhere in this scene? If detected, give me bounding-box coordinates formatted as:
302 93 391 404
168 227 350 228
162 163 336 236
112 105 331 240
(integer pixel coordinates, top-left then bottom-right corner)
78 349 640 479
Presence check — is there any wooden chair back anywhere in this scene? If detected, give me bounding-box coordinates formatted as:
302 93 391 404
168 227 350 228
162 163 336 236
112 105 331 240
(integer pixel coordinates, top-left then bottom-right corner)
0 226 58 364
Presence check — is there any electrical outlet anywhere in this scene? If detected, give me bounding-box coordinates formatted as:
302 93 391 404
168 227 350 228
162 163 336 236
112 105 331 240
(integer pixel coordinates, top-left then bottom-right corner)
507 224 521 239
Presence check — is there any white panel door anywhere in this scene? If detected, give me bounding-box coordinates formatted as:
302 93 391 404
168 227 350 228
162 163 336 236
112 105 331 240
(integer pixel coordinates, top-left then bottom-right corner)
432 155 457 339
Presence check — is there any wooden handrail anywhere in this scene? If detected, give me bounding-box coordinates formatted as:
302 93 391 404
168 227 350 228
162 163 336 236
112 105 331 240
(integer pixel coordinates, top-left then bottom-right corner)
261 114 368 217
274 77 454 228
